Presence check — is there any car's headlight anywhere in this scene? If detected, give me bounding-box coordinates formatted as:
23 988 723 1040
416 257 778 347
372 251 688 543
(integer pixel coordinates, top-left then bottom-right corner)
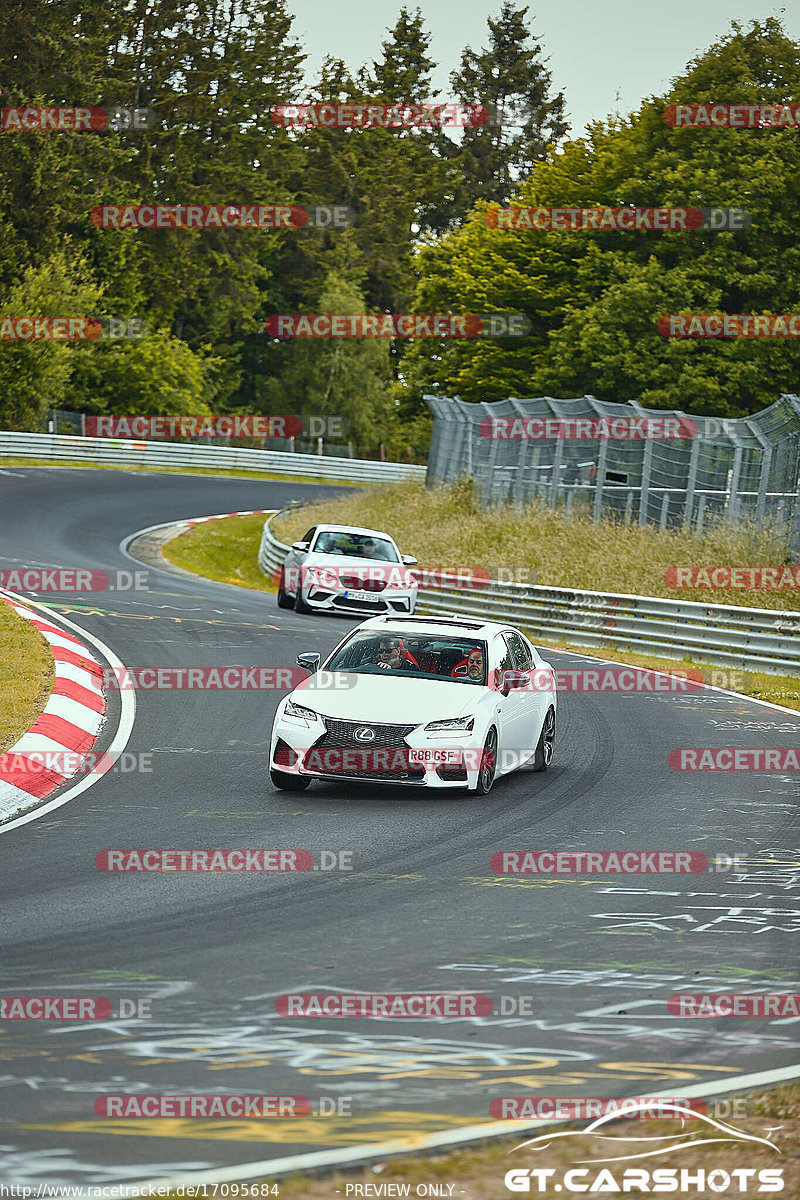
284 700 321 723
424 716 475 732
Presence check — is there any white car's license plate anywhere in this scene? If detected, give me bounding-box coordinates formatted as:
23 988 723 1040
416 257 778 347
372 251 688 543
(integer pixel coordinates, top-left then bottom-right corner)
343 589 375 602
408 749 462 765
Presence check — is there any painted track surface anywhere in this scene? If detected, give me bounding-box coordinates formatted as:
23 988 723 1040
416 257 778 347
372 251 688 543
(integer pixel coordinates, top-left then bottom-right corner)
0 467 798 1185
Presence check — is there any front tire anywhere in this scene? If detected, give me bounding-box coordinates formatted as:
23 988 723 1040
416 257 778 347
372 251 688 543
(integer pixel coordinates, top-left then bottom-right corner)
270 768 311 792
294 587 312 614
276 570 294 609
474 726 498 795
531 706 556 771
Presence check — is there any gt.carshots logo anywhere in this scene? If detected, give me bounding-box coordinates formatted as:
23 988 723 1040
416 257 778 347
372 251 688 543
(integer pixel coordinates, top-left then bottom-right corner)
503 1103 784 1193
265 314 530 338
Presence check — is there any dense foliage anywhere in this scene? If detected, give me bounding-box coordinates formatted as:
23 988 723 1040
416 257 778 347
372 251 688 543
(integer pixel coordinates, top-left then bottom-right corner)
0 5 797 451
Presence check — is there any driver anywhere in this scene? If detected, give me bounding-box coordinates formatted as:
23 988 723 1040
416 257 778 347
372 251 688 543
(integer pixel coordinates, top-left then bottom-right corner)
376 636 420 671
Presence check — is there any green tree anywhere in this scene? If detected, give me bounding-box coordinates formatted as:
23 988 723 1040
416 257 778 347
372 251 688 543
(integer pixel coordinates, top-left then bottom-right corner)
451 2 568 210
402 17 800 418
0 249 103 429
264 248 394 446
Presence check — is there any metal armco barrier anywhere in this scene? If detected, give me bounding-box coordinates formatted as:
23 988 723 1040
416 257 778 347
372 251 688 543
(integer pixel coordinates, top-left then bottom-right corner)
0 431 426 484
259 512 800 676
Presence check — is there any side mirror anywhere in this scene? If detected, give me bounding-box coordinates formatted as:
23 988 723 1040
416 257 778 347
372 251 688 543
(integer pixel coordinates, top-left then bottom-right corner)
297 652 320 674
401 554 418 566
292 541 310 553
501 669 529 696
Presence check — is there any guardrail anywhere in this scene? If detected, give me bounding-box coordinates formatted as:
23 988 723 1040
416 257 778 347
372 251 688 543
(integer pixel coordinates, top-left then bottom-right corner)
259 511 800 676
0 431 427 484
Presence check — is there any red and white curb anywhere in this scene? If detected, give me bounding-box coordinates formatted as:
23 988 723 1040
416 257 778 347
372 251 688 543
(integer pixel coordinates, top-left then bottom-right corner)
0 591 106 821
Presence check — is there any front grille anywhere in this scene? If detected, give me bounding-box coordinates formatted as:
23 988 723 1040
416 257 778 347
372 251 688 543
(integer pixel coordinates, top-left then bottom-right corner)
316 767 426 783
316 718 417 749
339 573 387 593
331 596 387 611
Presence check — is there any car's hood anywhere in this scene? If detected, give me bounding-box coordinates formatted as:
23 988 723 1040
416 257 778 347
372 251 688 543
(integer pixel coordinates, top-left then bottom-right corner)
292 673 481 724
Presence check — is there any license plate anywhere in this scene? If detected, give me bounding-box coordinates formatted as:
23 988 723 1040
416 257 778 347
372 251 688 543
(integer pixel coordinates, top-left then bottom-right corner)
343 589 374 602
408 749 462 765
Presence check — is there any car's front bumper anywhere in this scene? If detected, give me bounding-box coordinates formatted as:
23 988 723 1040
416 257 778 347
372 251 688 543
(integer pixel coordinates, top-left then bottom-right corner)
301 585 417 615
270 716 477 789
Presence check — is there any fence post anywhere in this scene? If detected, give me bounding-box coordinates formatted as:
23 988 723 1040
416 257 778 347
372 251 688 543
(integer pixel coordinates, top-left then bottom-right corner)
684 436 700 529
639 437 654 526
659 492 670 530
744 417 772 524
725 444 743 524
696 493 707 534
593 438 608 523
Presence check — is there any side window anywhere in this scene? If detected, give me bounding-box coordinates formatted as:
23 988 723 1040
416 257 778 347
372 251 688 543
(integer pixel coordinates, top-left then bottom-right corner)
492 634 515 691
302 527 317 545
505 631 532 671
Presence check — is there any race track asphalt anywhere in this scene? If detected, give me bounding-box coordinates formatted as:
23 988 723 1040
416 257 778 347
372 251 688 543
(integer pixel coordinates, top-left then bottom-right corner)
0 466 798 1185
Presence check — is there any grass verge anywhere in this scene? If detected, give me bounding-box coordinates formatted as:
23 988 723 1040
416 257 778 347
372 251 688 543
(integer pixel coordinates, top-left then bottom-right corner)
161 514 273 591
272 479 800 611
160 509 800 712
0 600 54 754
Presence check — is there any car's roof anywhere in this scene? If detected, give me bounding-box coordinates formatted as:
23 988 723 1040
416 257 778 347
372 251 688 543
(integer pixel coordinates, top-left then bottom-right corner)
354 615 517 638
312 524 398 541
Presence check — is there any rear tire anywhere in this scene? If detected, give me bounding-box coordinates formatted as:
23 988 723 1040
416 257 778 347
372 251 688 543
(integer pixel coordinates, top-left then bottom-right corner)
270 769 311 792
531 706 556 771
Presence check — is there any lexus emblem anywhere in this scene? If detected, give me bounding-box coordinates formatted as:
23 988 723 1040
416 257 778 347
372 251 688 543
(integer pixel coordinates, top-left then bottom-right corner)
354 727 375 742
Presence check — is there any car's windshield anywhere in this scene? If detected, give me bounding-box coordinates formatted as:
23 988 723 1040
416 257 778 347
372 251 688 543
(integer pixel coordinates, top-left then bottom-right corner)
311 531 399 562
326 632 488 684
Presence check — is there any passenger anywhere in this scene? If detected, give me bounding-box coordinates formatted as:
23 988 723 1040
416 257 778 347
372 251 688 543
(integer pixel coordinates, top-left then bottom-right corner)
452 647 484 681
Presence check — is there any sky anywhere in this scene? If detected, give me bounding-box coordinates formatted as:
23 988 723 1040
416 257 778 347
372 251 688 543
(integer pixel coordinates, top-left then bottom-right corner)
283 0 798 137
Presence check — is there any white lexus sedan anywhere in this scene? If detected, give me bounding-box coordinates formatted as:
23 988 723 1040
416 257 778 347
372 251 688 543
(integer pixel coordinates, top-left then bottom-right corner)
276 523 418 616
269 615 557 794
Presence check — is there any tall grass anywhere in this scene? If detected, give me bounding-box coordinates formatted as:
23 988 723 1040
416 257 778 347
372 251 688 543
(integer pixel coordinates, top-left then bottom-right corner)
273 479 799 611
